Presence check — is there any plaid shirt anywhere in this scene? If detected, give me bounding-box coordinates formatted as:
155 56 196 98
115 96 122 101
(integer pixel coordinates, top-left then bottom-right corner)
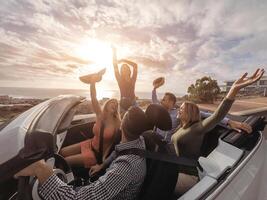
38 136 146 200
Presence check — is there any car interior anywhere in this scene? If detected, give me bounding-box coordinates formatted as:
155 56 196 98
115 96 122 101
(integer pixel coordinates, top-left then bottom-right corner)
56 102 266 200
2 101 266 200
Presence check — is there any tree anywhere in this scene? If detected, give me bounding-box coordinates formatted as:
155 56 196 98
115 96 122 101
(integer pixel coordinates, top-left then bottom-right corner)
187 76 221 103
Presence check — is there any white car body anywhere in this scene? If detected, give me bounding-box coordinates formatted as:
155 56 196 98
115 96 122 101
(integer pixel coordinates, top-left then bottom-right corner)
180 130 267 200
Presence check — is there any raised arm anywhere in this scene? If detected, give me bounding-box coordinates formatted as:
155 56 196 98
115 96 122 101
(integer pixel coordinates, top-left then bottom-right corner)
201 99 234 133
201 68 264 132
112 47 121 82
90 83 102 118
152 88 160 104
119 59 138 82
152 77 164 104
200 111 229 125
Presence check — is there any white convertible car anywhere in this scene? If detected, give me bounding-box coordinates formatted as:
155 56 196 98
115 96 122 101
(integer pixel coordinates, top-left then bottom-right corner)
0 95 266 200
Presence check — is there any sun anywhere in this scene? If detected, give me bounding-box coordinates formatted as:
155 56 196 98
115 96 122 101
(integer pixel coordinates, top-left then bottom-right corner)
74 38 114 80
75 39 112 65
74 38 133 82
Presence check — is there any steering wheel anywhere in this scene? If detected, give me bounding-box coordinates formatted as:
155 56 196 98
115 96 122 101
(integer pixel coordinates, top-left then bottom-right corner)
9 154 74 200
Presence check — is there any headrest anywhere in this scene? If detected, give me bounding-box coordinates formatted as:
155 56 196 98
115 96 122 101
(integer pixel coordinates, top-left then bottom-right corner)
145 104 172 131
122 106 150 139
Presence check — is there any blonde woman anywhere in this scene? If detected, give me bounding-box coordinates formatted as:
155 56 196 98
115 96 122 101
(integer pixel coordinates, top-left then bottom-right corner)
172 68 265 194
60 72 121 168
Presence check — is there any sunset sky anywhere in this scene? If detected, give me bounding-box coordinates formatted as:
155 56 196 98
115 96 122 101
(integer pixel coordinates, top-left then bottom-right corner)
0 0 266 95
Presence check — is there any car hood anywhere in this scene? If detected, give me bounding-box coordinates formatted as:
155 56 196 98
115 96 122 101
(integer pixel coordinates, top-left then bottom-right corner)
0 95 84 182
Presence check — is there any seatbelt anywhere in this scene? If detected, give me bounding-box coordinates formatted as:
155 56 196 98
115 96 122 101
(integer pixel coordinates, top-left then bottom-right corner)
98 121 105 164
99 121 105 158
117 148 202 170
92 121 105 164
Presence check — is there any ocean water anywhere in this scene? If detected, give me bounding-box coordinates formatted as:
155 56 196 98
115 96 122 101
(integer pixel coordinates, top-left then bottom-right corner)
0 87 183 100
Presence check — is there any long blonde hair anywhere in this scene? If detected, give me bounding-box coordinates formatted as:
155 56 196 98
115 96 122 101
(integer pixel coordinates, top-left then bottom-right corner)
181 101 201 129
102 98 121 128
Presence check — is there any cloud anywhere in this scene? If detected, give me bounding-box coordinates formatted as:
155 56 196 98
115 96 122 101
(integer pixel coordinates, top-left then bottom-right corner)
0 0 266 93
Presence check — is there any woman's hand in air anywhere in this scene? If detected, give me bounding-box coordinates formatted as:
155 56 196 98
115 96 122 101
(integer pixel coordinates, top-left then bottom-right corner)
227 68 265 99
118 59 137 68
89 164 104 177
232 68 264 92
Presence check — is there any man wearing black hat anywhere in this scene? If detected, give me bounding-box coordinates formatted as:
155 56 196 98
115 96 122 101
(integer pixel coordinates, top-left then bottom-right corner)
15 107 149 200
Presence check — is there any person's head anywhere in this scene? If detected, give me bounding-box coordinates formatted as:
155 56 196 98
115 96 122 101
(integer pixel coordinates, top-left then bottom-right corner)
121 106 148 141
161 92 176 110
179 101 201 129
121 64 131 79
103 99 120 122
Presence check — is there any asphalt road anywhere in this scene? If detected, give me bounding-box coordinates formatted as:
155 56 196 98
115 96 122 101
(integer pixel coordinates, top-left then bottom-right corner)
198 97 267 113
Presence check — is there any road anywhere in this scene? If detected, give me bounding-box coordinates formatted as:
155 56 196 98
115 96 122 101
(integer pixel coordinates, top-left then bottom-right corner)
198 97 267 113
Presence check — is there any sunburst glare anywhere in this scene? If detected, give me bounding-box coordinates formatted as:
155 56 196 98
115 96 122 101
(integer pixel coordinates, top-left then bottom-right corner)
74 38 133 83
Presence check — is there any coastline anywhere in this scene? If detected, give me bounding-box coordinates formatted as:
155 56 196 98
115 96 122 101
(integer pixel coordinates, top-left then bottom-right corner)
0 96 45 123
0 94 266 125
0 86 184 100
0 95 153 123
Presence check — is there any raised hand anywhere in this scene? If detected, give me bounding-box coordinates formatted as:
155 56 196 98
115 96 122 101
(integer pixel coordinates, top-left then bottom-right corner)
118 59 137 68
112 46 118 65
231 68 265 91
118 59 127 63
112 45 121 80
153 77 165 89
227 68 265 99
